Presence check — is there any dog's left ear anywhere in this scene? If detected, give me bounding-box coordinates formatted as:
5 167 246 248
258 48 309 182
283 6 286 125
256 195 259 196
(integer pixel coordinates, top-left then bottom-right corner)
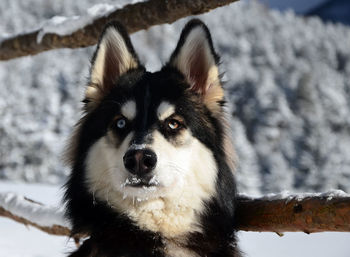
85 22 141 110
168 19 223 113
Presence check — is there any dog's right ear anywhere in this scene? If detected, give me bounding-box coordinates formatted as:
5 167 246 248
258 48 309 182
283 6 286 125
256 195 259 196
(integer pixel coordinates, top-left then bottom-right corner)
167 19 223 114
85 22 141 110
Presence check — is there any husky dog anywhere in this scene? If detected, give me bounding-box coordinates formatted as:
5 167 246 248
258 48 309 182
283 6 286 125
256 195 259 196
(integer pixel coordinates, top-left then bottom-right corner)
64 19 240 257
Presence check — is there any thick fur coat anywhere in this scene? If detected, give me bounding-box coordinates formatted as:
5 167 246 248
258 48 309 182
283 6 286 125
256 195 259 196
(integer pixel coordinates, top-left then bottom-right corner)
64 19 241 257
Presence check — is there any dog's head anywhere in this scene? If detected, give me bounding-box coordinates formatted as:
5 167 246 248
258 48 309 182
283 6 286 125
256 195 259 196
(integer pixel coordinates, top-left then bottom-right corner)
66 19 235 236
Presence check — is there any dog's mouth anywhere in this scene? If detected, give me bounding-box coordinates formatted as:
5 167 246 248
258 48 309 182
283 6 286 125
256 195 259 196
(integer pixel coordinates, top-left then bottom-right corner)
122 175 159 188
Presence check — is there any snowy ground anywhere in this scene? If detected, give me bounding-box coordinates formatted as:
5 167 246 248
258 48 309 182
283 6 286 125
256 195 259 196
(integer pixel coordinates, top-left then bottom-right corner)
0 182 349 257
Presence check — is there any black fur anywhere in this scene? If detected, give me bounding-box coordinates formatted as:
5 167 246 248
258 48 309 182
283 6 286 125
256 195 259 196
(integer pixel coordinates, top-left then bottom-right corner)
64 19 241 257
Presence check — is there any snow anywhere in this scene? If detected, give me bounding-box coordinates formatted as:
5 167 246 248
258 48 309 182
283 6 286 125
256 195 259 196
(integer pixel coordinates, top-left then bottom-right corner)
0 218 72 257
36 3 120 43
239 231 350 257
0 182 75 257
122 176 142 186
0 192 68 228
87 3 118 16
1 182 350 257
250 189 349 199
238 190 350 204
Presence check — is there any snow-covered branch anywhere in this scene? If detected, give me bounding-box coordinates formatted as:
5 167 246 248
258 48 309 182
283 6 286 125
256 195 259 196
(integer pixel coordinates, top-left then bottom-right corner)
236 191 350 233
0 192 70 236
0 0 239 61
1 191 350 237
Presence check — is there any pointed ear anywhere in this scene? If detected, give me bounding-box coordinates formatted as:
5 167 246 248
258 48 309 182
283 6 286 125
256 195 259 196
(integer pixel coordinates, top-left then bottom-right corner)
85 22 140 109
168 19 224 113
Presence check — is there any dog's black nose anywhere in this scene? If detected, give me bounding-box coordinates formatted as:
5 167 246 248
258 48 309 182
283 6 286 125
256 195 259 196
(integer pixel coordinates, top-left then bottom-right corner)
123 149 157 176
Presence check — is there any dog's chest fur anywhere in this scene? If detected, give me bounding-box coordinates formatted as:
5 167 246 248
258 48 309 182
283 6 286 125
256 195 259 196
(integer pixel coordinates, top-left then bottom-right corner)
74 221 237 257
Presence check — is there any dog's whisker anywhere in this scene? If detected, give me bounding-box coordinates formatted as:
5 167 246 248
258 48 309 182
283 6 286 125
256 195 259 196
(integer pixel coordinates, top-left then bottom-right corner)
106 189 111 207
92 191 96 205
166 162 188 174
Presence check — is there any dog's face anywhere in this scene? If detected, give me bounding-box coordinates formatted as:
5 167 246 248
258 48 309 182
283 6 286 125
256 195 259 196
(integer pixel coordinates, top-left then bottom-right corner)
85 72 219 199
67 20 231 235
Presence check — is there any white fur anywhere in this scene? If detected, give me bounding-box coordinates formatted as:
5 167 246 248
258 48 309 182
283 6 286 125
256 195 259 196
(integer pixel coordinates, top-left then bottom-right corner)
121 100 136 120
157 101 175 121
85 133 133 206
165 239 199 257
85 127 218 237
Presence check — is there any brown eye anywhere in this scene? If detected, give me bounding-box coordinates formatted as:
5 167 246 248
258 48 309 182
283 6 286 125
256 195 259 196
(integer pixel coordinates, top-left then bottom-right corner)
167 119 181 130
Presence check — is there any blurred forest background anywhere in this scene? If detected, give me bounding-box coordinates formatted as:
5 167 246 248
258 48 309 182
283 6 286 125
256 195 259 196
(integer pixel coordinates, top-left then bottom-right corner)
1 0 350 195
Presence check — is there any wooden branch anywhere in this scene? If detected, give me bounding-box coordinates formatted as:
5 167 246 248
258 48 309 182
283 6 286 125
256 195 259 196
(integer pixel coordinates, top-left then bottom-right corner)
1 192 349 238
0 0 239 61
236 193 350 233
0 192 70 236
0 206 70 236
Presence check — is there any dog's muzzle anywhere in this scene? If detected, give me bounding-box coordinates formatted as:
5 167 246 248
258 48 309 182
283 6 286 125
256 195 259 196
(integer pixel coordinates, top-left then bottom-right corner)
123 148 157 177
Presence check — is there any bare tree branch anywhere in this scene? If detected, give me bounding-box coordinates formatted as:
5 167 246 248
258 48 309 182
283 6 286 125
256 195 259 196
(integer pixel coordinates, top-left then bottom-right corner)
0 0 239 61
1 192 350 238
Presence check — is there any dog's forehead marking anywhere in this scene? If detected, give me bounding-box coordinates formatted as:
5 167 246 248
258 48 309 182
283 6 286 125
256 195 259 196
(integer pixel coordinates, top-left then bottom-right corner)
157 101 175 121
121 100 136 120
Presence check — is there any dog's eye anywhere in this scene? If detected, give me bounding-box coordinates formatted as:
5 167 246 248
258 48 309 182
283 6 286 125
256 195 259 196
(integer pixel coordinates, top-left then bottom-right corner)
116 117 127 129
167 119 181 130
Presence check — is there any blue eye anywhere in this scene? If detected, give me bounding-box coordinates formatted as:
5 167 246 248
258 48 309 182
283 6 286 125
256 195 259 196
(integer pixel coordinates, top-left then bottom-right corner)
116 118 127 129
